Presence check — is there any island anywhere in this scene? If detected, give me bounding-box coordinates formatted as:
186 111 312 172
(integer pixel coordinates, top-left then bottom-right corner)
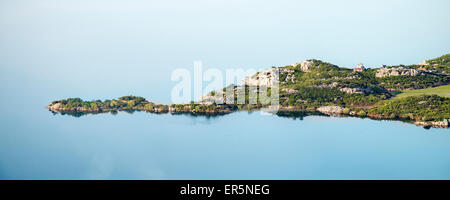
47 54 450 128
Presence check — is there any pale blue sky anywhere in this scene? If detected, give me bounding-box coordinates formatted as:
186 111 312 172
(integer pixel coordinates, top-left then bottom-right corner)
0 0 449 102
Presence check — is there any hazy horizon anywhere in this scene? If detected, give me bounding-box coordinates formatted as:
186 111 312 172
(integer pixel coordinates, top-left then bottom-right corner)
1 0 449 103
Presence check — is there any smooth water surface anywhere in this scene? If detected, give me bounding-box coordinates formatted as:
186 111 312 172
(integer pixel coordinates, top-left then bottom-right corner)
0 106 449 179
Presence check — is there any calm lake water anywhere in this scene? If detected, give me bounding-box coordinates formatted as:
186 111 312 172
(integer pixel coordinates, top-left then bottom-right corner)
0 68 449 180
1 0 450 180
0 105 449 179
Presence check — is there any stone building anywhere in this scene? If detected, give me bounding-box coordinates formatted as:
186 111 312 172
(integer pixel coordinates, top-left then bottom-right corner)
353 62 366 72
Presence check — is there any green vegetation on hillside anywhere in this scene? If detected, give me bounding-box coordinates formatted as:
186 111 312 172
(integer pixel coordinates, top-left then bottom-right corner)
368 95 450 122
277 60 391 107
392 85 450 100
50 96 168 112
48 96 237 114
377 75 448 90
423 53 450 74
369 54 450 90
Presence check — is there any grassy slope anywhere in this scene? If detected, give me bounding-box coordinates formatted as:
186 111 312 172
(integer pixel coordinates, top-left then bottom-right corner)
369 95 450 121
392 85 450 100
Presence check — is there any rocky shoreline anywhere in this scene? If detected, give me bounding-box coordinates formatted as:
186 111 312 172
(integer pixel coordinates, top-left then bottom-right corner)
46 103 448 129
413 121 449 128
313 105 448 128
45 103 234 115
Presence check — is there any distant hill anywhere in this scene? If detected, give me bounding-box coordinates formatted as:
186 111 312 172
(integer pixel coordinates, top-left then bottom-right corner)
422 53 450 74
202 54 449 108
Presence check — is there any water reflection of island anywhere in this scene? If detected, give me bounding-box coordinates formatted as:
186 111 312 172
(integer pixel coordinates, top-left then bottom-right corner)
51 109 228 119
50 109 442 130
274 110 327 120
51 109 325 120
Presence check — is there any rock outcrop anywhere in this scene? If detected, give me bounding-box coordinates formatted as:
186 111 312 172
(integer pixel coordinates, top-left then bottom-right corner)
375 66 419 78
46 103 62 110
243 68 279 87
339 87 361 94
306 82 372 94
414 121 449 128
292 60 314 72
317 106 345 115
46 103 101 112
281 88 299 94
280 68 295 84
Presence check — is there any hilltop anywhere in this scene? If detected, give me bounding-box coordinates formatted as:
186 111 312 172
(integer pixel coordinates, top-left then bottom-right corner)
202 54 448 108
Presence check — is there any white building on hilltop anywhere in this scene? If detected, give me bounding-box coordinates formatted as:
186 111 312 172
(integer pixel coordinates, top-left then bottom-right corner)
353 62 366 72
